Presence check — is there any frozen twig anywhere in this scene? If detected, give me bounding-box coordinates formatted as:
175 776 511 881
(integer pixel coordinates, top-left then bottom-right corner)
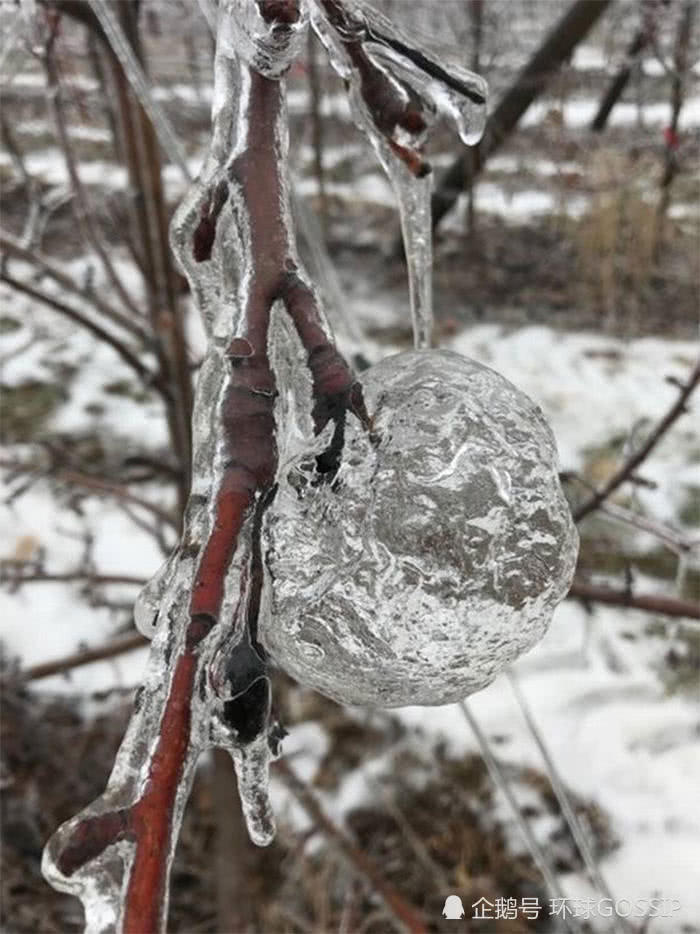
311 0 486 348
574 358 700 521
313 0 432 177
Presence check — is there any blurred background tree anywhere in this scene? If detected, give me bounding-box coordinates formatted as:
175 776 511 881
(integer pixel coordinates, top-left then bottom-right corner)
1 1 698 931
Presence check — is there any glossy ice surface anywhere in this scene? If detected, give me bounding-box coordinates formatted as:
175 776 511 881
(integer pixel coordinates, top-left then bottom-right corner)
264 350 578 707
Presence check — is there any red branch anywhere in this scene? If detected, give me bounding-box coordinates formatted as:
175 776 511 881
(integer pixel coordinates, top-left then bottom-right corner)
568 580 700 620
45 5 368 930
318 0 431 176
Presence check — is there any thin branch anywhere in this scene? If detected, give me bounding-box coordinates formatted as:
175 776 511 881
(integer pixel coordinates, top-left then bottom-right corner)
1 567 146 588
58 469 177 528
0 231 150 341
86 0 192 181
44 38 143 321
590 0 665 132
567 580 700 620
21 632 147 682
432 0 612 228
654 0 696 254
595 499 698 553
101 2 194 514
0 271 167 397
276 759 428 934
459 701 582 934
0 456 177 529
0 109 33 188
507 671 628 934
10 572 696 689
565 472 698 553
574 359 700 521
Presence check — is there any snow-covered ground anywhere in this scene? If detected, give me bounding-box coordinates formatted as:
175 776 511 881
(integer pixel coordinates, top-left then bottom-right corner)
2 30 699 930
2 286 699 928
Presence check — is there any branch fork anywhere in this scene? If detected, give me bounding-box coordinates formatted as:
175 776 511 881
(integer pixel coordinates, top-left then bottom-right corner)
41 3 366 931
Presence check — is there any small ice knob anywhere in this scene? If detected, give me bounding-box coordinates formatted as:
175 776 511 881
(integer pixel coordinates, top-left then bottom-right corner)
133 554 177 638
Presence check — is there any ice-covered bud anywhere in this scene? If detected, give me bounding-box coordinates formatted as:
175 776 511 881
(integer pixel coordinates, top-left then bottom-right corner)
364 44 488 146
263 350 578 708
218 0 309 78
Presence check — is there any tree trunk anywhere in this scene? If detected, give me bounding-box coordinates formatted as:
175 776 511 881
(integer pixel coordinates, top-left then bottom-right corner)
432 0 612 230
108 1 193 515
591 0 667 132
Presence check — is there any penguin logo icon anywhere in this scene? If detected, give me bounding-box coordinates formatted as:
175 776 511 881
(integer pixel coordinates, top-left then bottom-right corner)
442 895 465 919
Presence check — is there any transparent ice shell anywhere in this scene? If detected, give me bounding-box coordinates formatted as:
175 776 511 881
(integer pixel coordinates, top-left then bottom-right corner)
263 350 578 708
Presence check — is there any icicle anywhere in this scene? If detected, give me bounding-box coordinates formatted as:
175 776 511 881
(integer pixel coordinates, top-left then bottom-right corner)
231 734 277 845
363 41 488 146
310 0 487 349
391 164 433 349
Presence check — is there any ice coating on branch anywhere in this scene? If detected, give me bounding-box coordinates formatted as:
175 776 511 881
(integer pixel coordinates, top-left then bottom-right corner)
365 41 488 146
309 0 487 349
218 0 309 77
264 350 579 708
43 4 495 926
42 3 303 926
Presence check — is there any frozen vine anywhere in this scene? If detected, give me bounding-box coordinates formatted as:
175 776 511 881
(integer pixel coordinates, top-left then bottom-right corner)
41 2 495 931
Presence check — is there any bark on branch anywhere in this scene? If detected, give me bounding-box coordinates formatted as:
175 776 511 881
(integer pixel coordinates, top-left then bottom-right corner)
568 580 700 620
41 4 366 930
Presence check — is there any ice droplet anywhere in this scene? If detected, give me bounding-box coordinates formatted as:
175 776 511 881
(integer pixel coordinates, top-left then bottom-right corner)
264 350 579 708
365 41 488 146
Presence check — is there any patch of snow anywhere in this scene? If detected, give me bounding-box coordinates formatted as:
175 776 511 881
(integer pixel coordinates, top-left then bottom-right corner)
572 45 608 72
522 96 700 130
